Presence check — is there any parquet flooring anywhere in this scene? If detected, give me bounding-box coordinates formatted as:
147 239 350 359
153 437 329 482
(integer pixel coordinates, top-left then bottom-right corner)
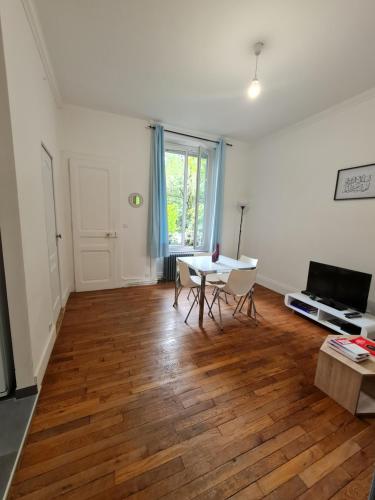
9 284 375 499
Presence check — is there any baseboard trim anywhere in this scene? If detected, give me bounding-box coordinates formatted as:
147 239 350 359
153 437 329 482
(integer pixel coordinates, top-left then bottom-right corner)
122 278 158 287
56 306 66 337
62 286 73 306
15 384 38 399
34 324 57 387
256 274 295 296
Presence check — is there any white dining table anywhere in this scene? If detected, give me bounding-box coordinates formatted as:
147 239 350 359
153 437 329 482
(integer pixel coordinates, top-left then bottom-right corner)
177 255 256 326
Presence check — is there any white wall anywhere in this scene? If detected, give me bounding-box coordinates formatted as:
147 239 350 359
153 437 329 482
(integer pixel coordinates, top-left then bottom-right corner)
60 105 253 284
247 93 375 312
0 18 34 390
0 0 73 386
59 106 153 285
221 139 254 258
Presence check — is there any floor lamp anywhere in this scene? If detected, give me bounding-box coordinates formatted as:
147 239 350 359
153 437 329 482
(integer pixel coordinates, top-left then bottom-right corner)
236 202 248 260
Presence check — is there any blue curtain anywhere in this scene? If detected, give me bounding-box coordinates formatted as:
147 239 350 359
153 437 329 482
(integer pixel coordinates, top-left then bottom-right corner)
148 125 170 258
209 138 226 251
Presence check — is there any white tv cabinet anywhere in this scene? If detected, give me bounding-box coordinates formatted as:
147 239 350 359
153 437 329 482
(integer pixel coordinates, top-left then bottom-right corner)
285 292 375 340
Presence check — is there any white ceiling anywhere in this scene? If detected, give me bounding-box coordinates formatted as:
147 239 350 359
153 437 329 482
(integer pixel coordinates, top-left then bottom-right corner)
33 0 375 140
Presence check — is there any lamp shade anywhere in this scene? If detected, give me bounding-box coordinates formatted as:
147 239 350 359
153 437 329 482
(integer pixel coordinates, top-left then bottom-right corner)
238 201 249 209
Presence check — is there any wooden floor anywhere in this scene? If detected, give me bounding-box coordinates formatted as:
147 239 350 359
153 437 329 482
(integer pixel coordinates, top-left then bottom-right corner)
10 284 375 499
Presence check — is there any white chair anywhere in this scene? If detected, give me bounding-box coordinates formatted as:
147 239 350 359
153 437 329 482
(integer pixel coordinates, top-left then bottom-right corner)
174 260 211 323
207 255 258 306
235 256 258 314
208 268 258 330
186 252 212 300
239 255 258 268
206 255 258 285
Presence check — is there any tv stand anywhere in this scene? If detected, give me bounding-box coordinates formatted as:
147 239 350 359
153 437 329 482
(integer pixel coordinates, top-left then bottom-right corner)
285 292 375 339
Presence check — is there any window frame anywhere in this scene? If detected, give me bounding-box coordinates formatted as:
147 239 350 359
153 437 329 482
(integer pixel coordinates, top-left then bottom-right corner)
165 143 210 252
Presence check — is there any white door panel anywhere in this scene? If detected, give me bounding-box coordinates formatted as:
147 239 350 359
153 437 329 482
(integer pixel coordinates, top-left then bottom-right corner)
81 248 111 281
70 158 120 292
78 166 110 233
41 147 61 323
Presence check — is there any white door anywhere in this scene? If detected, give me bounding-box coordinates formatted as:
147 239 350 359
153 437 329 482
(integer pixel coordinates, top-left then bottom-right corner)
41 146 61 323
70 157 120 292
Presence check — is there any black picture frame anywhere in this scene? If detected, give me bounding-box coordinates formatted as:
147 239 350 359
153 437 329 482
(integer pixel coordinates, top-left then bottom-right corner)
334 163 375 201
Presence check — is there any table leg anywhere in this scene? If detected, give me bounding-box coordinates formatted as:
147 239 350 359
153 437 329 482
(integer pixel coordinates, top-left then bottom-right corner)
199 274 206 326
173 269 179 307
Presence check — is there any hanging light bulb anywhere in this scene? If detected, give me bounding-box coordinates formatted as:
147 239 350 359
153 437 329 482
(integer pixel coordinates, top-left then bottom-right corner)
248 78 261 99
247 42 264 99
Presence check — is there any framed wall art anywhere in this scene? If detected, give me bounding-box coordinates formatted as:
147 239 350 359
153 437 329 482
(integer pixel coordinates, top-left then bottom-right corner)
334 163 375 200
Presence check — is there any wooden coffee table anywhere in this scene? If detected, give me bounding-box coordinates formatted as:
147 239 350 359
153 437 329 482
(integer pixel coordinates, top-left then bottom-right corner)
314 335 375 415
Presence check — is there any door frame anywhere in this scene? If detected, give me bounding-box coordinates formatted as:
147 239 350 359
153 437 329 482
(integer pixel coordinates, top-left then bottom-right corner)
41 143 62 319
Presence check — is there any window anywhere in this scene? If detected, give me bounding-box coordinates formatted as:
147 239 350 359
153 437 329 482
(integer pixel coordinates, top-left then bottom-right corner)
165 146 209 250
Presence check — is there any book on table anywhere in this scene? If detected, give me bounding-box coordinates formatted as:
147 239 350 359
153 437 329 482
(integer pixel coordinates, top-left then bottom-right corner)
328 337 370 363
350 337 375 357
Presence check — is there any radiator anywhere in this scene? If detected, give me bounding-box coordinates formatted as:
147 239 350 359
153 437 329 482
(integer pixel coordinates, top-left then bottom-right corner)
163 253 194 281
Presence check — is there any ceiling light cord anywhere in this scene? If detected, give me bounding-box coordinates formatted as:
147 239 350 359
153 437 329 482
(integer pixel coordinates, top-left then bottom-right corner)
247 41 264 99
254 54 259 80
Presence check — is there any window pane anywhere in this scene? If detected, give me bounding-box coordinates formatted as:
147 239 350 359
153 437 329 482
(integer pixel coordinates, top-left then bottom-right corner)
165 148 208 250
185 155 198 247
165 151 184 246
196 156 207 247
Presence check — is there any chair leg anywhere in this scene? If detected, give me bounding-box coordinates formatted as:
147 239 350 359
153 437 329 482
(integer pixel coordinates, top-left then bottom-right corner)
196 288 211 315
208 290 215 315
250 294 258 324
233 295 246 317
208 289 218 318
246 289 258 325
239 292 248 313
173 286 183 308
184 288 198 323
217 292 227 304
204 294 211 310
253 298 258 319
217 291 223 330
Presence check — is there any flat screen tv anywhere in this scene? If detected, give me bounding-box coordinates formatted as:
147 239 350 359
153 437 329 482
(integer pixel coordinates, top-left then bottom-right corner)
306 261 372 313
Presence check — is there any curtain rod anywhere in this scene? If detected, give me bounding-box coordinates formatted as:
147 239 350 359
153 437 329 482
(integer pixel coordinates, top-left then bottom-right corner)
147 125 233 147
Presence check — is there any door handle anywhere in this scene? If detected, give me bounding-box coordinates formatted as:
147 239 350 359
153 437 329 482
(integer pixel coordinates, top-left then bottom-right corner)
105 232 118 238
56 234 62 240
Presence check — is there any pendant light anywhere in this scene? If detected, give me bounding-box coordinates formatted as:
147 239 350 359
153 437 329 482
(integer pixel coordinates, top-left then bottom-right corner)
248 41 264 99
